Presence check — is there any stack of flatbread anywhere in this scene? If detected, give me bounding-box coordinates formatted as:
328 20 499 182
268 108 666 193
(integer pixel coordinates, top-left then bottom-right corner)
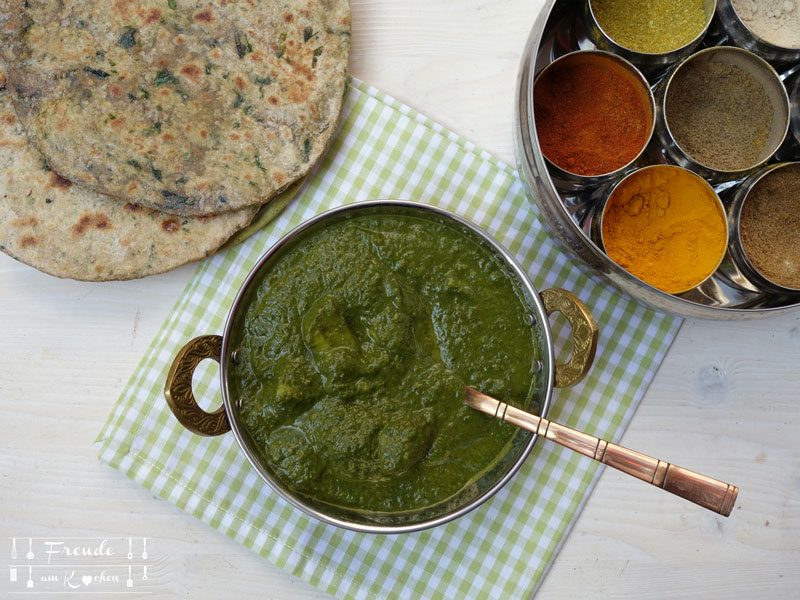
0 0 350 280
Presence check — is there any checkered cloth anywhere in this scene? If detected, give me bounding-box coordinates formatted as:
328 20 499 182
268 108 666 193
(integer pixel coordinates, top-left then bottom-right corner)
96 79 681 599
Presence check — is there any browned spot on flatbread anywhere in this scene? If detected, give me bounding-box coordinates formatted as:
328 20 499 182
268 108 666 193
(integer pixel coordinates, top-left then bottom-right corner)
20 236 37 248
157 59 168 68
126 181 138 194
124 203 139 212
272 171 286 186
161 219 179 233
229 133 240 141
289 82 309 104
161 133 175 141
0 112 14 125
180 64 202 84
142 8 162 25
56 119 68 131
111 117 126 129
12 217 37 227
235 76 246 89
200 130 208 138
113 0 135 16
193 8 215 23
73 213 113 236
109 84 124 99
268 96 278 106
175 35 186 45
249 51 264 62
283 13 294 22
48 172 72 189
0 72 6 91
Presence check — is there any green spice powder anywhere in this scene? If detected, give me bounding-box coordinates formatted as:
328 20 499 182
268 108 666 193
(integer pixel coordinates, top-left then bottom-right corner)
591 0 709 53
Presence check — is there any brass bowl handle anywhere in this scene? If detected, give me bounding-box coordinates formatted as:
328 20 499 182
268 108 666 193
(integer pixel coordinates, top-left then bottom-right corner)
164 335 231 437
540 288 598 388
466 388 739 517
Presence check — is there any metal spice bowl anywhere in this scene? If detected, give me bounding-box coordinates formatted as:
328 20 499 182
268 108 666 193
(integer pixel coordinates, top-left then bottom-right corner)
515 0 800 319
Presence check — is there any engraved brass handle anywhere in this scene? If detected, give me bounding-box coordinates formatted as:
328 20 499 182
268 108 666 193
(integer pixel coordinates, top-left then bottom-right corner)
466 387 738 517
164 335 231 437
540 288 598 388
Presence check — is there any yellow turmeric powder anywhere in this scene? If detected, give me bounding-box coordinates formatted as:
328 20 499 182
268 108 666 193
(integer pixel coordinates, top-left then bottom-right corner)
601 166 727 294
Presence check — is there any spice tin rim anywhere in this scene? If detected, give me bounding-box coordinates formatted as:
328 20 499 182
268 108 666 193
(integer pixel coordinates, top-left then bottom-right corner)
790 73 800 147
532 49 656 190
728 162 800 294
594 164 729 296
656 46 791 184
584 0 717 75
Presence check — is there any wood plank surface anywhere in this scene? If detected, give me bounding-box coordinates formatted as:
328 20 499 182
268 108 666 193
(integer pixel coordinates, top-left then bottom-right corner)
1 0 798 598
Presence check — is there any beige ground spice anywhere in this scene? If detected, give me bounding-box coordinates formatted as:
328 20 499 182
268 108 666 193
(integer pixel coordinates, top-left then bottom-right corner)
665 61 773 171
739 164 800 290
732 0 800 48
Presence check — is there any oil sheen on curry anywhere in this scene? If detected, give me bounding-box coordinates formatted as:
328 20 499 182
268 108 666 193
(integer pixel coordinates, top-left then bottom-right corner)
232 213 539 513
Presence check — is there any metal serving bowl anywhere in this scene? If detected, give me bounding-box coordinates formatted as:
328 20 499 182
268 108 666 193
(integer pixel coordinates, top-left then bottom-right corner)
515 0 800 319
163 200 598 534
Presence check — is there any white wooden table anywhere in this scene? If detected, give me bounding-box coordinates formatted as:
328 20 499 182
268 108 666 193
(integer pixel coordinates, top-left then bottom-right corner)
2 1 798 598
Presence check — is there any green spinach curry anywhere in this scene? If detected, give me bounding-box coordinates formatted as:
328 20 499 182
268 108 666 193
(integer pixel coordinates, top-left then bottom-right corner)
232 212 539 513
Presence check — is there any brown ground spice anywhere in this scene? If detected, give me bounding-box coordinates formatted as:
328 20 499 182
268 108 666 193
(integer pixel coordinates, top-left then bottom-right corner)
739 164 800 290
665 61 773 171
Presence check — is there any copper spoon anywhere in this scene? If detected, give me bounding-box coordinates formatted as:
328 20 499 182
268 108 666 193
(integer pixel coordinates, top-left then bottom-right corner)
465 387 738 516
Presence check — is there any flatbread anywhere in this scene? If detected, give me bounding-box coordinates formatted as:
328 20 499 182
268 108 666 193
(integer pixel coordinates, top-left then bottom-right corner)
0 0 350 216
0 72 257 281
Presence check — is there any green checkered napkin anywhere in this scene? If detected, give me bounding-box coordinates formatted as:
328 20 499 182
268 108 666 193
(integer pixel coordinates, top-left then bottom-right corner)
96 78 681 599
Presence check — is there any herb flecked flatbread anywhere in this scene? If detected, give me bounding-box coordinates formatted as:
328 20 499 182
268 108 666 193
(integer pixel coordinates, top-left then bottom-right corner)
0 0 350 216
0 72 257 281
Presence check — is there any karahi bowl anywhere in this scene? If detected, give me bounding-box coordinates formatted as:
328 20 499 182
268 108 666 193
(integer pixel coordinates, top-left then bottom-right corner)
163 200 598 534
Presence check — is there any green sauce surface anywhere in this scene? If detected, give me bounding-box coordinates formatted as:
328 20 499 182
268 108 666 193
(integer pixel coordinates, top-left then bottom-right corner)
232 212 539 513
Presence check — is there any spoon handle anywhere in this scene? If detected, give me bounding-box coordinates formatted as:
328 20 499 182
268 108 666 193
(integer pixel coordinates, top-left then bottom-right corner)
465 388 738 517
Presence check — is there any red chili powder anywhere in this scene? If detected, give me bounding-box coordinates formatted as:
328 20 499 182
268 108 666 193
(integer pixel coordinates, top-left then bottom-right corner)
534 54 653 176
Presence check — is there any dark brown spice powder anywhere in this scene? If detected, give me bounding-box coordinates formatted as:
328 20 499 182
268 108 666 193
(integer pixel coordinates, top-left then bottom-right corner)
739 164 800 290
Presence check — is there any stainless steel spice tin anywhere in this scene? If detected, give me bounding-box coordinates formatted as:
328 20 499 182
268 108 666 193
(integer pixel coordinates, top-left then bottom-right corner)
515 0 800 318
590 165 728 296
653 47 790 185
532 50 655 192
726 162 800 295
714 0 800 68
583 0 716 77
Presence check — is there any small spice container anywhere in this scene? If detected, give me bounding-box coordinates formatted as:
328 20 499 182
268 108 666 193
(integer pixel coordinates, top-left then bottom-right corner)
716 0 800 67
656 46 790 184
584 0 716 76
728 162 800 294
532 50 655 192
594 165 728 295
